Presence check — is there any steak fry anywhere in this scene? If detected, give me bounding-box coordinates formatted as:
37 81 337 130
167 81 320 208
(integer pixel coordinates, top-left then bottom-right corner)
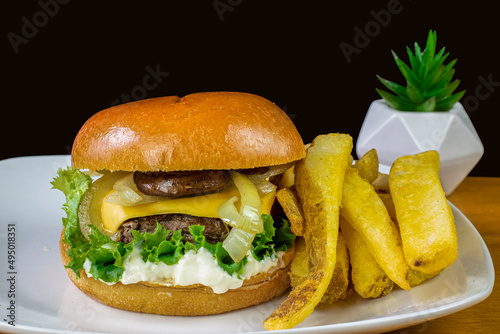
264 133 352 330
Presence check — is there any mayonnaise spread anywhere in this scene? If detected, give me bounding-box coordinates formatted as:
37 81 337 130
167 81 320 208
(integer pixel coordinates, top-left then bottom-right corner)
83 246 285 294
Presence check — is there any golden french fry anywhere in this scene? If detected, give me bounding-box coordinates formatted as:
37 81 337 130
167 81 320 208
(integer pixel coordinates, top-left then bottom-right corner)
408 267 440 287
378 192 398 227
354 148 379 183
340 215 394 299
317 231 350 307
290 234 350 307
290 233 350 307
372 172 390 194
348 155 354 166
275 144 309 190
289 237 308 289
276 166 296 189
264 133 352 330
340 167 410 291
389 150 458 274
277 188 305 237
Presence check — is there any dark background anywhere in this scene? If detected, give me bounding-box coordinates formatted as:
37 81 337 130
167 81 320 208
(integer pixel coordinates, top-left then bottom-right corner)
3 1 499 176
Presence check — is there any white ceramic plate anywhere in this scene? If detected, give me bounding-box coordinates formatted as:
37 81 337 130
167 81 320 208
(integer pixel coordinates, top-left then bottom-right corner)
0 156 494 334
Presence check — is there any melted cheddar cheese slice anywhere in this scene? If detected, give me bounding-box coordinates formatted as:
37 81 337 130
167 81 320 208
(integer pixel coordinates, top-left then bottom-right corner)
101 187 276 234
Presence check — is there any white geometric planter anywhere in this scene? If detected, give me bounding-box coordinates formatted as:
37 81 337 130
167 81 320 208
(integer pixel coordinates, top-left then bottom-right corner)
356 99 484 195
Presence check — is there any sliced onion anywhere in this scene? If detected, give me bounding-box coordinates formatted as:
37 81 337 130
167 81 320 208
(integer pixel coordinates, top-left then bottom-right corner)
103 191 167 206
104 174 166 207
81 170 108 178
78 171 129 240
254 180 277 197
230 171 262 218
222 227 255 263
225 171 263 230
113 173 143 204
217 196 263 234
246 162 296 184
219 171 265 262
102 192 133 206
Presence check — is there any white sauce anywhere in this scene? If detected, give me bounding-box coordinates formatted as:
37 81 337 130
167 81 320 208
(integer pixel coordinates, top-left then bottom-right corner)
83 246 284 294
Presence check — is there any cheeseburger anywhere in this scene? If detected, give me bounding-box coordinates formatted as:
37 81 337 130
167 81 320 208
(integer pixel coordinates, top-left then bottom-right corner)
52 92 306 315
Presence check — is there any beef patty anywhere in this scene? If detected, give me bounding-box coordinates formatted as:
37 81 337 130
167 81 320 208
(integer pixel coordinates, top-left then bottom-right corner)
120 214 228 244
134 170 230 197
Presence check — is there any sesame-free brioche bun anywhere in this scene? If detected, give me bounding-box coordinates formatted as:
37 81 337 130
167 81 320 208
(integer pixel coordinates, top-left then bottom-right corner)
64 92 301 315
71 92 305 172
60 233 294 316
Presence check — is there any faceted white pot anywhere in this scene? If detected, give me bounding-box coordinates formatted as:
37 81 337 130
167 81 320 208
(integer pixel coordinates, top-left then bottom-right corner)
356 99 484 195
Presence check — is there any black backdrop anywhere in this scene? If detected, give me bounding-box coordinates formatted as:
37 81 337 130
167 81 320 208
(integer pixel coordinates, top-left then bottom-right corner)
3 1 499 176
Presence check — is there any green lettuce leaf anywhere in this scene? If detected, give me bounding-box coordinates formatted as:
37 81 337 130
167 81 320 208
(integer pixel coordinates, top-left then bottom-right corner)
86 243 125 283
251 214 276 260
129 227 186 266
51 167 92 277
52 168 296 283
86 225 129 282
51 167 92 249
272 219 296 253
189 224 247 276
251 215 295 261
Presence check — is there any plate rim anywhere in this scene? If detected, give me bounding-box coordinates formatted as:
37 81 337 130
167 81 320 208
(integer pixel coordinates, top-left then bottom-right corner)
0 155 495 334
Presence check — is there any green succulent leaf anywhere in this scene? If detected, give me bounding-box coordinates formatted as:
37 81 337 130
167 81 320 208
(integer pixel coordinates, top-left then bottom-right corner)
392 51 421 87
436 61 457 86
377 75 409 99
435 90 466 111
376 88 416 111
376 30 463 112
416 96 436 111
430 48 448 72
407 84 425 104
414 42 423 64
406 46 419 74
420 50 449 91
434 80 461 100
422 30 437 77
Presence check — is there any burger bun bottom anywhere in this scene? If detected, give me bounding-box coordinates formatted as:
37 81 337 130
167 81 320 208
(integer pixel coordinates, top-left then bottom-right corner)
59 233 293 316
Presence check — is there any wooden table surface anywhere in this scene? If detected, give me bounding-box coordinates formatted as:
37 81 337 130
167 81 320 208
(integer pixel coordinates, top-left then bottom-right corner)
385 176 499 334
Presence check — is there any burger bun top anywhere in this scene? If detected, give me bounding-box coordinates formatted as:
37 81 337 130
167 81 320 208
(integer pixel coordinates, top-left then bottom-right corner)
71 92 305 172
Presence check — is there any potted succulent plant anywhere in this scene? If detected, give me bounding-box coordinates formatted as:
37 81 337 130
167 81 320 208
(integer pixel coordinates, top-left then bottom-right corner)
356 30 483 195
